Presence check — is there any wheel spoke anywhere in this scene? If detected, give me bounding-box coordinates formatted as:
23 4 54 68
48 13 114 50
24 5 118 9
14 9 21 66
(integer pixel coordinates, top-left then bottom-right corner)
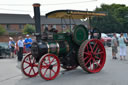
53 64 57 67
50 58 55 65
84 56 88 61
84 52 91 55
94 56 101 60
94 46 99 53
24 61 30 64
29 56 32 64
33 64 38 67
43 60 49 66
48 56 51 63
95 51 104 55
29 67 32 75
51 69 56 74
24 65 30 70
44 68 48 76
51 58 55 63
86 44 89 52
32 67 36 74
85 57 92 66
93 41 97 51
41 65 48 68
88 42 93 52
93 59 101 67
33 58 36 64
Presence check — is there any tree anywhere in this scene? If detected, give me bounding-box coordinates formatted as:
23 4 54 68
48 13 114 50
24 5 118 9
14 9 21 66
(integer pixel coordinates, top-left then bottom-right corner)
115 6 128 32
0 25 6 35
91 4 128 33
91 14 122 33
23 24 35 34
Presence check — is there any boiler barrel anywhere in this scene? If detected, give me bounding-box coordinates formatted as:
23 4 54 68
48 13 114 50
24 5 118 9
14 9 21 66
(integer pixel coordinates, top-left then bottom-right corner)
46 41 69 54
31 41 70 60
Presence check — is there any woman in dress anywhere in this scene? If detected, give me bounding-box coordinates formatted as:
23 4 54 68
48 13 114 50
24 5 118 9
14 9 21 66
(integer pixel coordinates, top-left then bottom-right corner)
118 33 128 60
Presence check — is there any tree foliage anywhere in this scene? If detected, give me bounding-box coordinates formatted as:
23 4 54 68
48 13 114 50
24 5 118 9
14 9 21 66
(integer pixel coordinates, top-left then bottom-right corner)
0 25 6 35
91 4 128 33
23 24 35 34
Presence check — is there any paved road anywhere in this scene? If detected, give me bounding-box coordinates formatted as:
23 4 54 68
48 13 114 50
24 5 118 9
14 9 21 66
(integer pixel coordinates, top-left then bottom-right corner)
0 47 128 85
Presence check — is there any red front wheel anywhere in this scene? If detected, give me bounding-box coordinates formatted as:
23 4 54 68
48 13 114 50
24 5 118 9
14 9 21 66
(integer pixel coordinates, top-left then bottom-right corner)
21 53 38 77
38 53 60 80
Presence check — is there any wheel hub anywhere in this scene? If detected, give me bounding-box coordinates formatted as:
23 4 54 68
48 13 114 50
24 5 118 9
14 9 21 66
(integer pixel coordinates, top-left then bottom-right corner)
91 52 95 57
49 65 53 70
29 63 33 67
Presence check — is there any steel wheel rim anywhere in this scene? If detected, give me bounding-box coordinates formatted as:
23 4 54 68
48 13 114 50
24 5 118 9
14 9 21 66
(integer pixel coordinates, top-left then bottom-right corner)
39 54 60 80
82 39 106 73
21 53 38 77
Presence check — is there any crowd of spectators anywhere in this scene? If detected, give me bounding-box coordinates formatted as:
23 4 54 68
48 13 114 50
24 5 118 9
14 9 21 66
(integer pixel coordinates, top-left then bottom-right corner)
8 35 32 62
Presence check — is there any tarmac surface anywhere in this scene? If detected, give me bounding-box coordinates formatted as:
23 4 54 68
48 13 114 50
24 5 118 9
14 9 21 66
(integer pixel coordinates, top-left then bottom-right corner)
0 47 128 85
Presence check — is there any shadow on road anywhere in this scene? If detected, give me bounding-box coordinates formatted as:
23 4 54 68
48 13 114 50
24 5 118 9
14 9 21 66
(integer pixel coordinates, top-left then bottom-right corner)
15 68 104 85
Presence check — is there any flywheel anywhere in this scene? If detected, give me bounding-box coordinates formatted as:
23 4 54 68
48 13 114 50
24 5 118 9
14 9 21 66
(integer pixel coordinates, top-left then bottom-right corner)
72 25 88 45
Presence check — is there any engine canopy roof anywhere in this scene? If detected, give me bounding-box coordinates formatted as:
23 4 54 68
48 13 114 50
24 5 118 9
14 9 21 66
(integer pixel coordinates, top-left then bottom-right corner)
46 10 106 19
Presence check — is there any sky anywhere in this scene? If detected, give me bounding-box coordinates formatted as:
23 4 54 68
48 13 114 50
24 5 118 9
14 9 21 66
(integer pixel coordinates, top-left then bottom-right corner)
0 0 128 16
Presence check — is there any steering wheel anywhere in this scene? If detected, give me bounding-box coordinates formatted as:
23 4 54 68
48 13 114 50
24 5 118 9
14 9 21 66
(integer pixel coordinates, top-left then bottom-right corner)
90 28 101 39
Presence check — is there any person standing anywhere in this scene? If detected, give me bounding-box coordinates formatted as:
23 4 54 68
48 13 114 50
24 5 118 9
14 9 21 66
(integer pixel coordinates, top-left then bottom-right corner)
8 37 15 58
17 36 24 61
15 38 19 57
118 33 128 60
111 33 118 59
24 35 32 53
88 32 91 39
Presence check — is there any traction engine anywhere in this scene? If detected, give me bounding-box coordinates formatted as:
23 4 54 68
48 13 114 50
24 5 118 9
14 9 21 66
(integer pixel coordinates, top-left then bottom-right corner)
21 3 106 80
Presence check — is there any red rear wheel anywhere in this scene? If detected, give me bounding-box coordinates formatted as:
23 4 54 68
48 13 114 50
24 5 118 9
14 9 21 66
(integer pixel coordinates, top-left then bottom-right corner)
21 53 38 77
38 53 60 80
78 39 106 73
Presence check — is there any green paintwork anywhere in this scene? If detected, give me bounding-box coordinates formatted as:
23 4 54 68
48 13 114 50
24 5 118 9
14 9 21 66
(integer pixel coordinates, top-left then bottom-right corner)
48 25 88 55
53 33 66 40
52 33 74 54
73 25 88 45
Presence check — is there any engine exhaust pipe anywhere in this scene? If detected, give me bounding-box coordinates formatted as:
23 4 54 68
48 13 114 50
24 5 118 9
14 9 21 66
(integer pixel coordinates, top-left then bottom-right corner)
33 3 41 41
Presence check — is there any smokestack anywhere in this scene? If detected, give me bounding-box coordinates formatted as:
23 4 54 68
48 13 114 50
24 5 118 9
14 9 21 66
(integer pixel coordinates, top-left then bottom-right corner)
33 3 41 41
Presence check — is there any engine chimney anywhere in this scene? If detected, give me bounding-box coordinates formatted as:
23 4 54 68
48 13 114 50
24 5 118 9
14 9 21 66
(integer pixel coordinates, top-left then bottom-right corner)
33 3 41 41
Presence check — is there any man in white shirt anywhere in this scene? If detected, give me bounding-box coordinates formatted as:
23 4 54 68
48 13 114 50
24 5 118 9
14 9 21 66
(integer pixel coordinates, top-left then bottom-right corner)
8 37 15 58
17 36 24 61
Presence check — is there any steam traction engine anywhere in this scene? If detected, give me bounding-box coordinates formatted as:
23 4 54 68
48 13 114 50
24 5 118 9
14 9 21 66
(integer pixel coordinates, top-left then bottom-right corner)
21 4 106 80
